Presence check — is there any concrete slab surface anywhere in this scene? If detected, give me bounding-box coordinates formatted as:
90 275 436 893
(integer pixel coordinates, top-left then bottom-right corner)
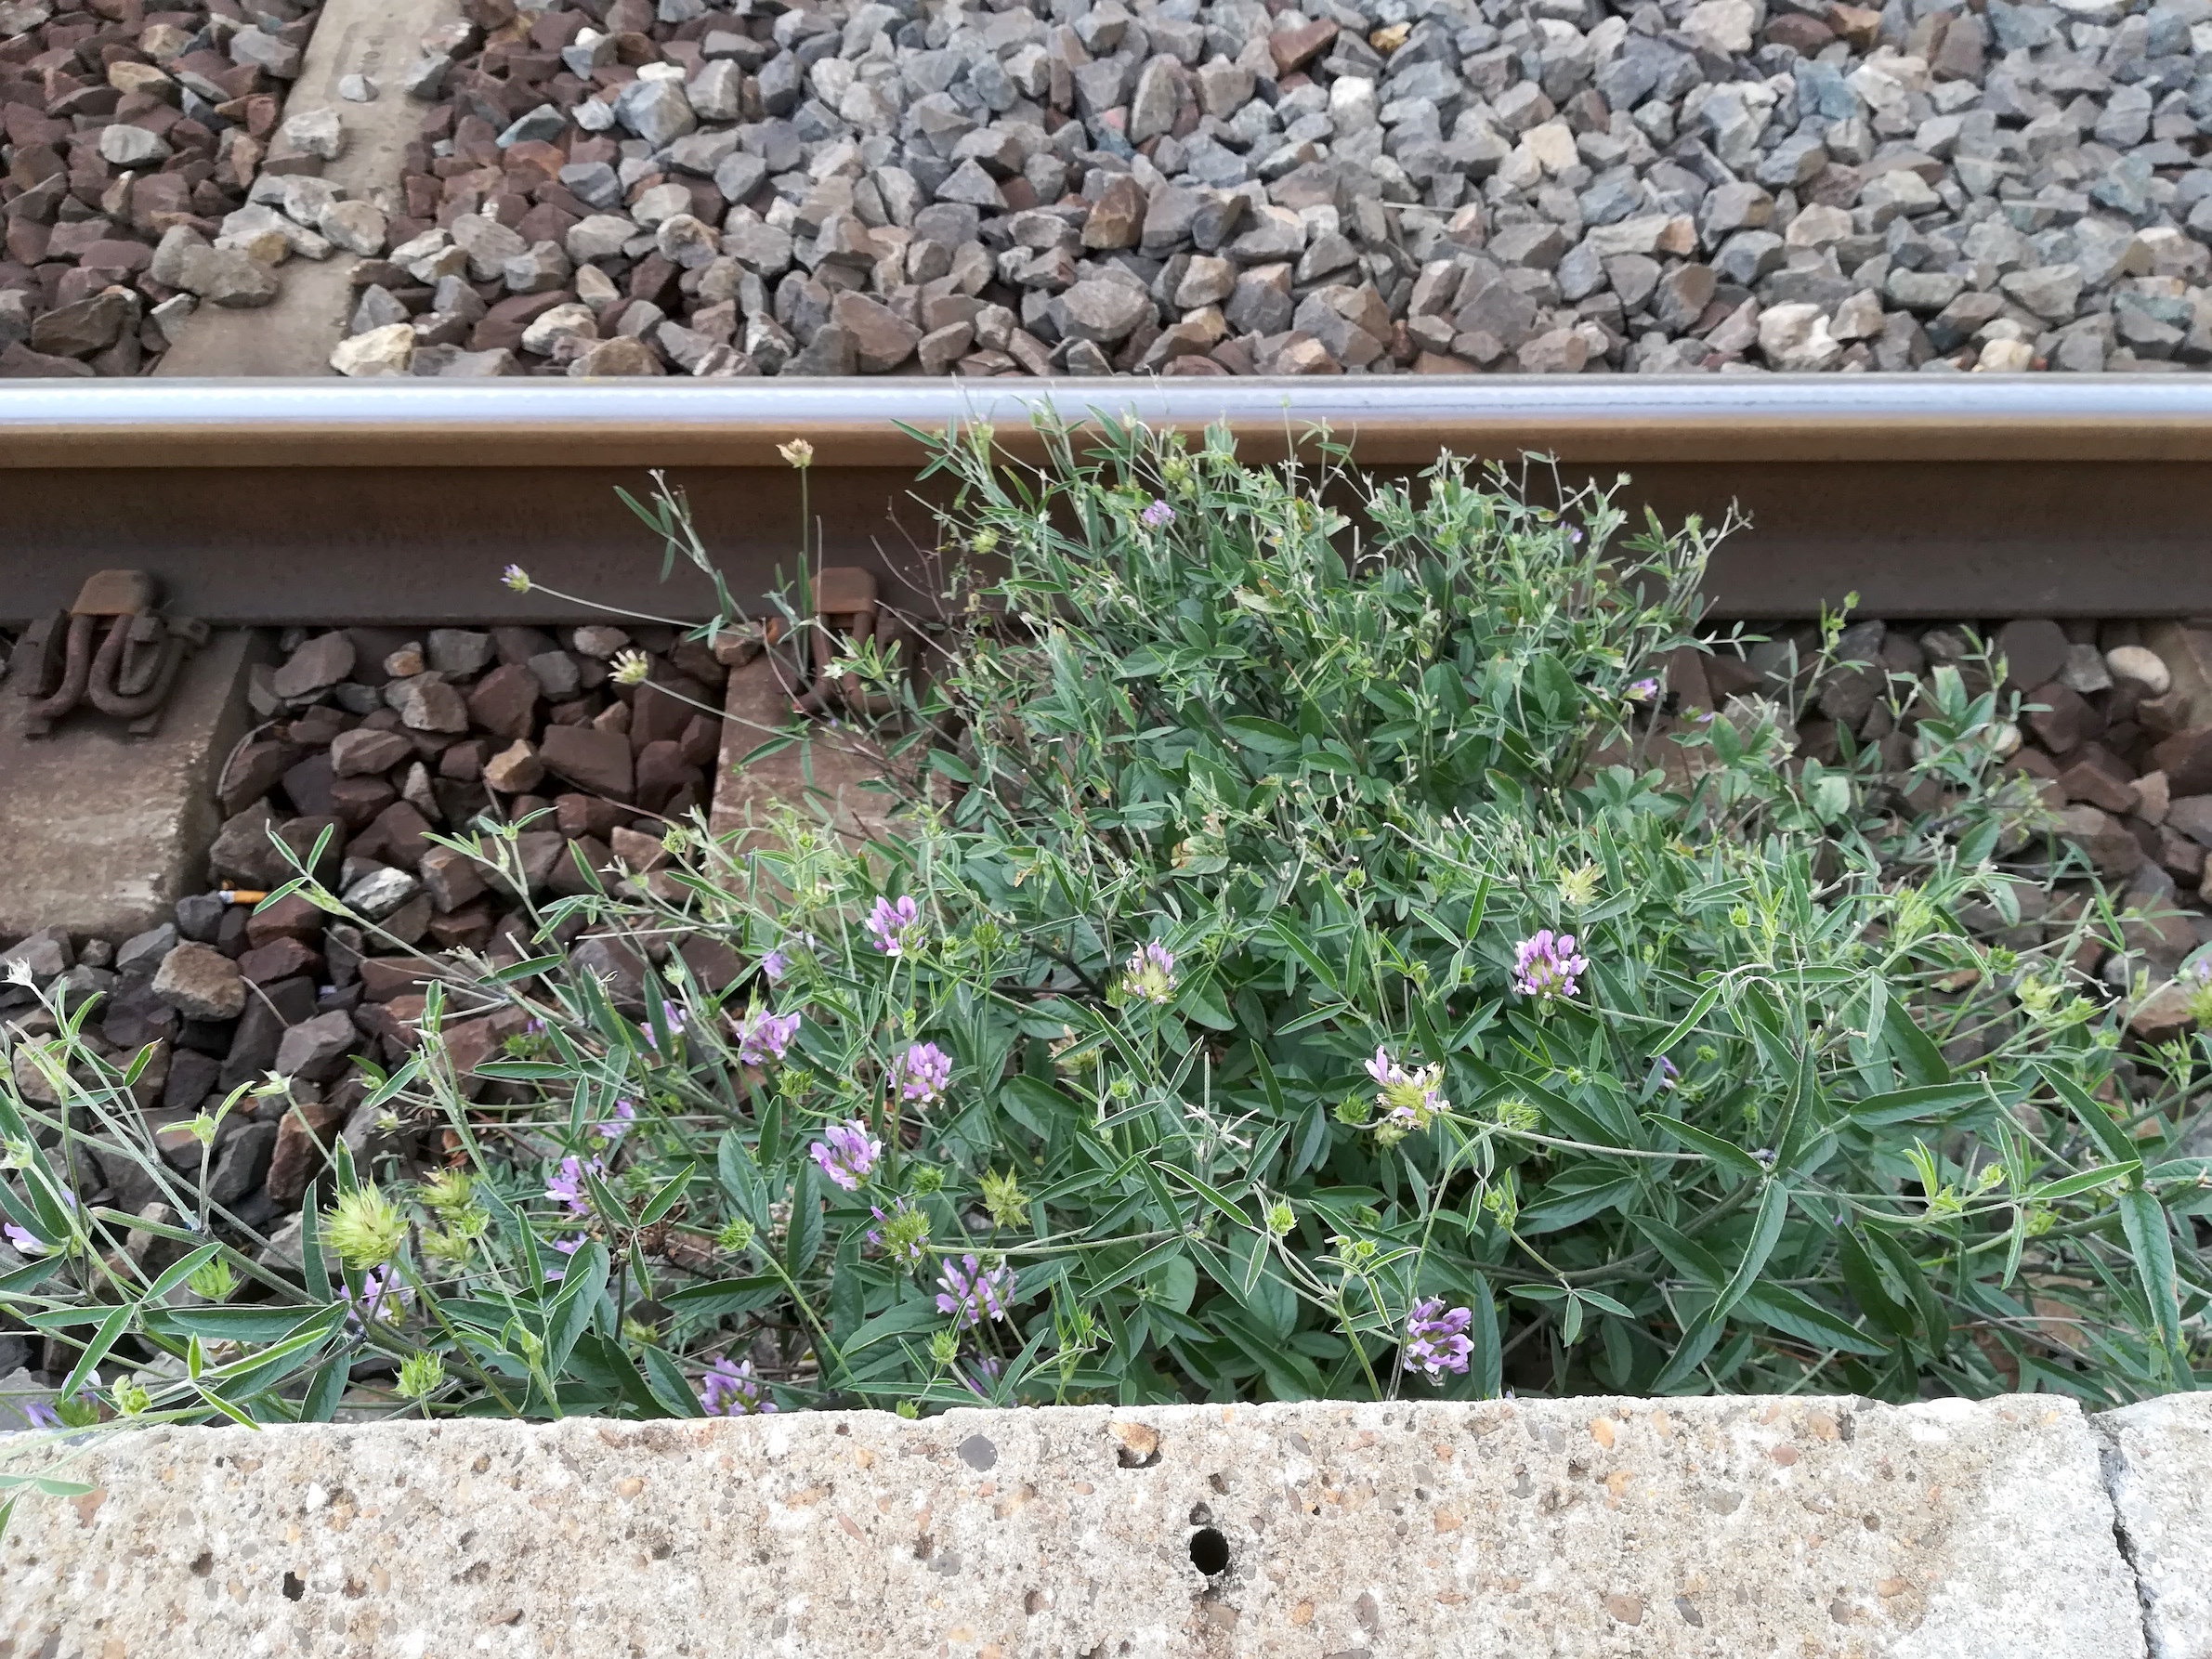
711 653 896 850
0 1394 2151 1658
155 0 461 377
0 629 263 939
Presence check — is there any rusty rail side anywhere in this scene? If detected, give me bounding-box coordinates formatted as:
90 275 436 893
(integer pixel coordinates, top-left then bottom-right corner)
1 378 2207 621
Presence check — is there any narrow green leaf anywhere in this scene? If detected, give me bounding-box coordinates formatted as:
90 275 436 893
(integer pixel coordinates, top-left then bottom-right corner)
1650 979 1724 1060
845 1297 945 1355
1847 1081 1989 1127
1713 1182 1789 1321
2040 1065 2139 1167
545 1241 610 1374
665 1276 782 1318
639 1344 705 1417
637 1162 699 1228
1644 1114 1765 1179
2116 1188 2182 1360
59 1303 132 1403
1882 1000 1950 1088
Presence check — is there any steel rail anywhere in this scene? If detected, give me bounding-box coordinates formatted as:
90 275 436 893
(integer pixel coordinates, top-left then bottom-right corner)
1 377 2208 622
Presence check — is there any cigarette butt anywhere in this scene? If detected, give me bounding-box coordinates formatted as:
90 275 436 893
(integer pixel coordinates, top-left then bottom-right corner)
220 889 269 905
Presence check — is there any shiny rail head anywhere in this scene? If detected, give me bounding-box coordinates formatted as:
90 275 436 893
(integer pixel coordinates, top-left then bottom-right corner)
7 376 2212 466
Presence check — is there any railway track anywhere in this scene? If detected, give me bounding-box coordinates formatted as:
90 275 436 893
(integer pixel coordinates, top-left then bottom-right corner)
5 377 2212 624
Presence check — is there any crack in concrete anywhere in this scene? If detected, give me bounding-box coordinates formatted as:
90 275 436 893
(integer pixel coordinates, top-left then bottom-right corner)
2093 1417 2160 1659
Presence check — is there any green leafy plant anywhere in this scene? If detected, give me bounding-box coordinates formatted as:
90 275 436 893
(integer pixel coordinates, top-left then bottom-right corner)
3 419 2204 1503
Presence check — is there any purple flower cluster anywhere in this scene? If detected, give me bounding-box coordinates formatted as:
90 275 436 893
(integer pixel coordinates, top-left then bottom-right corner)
546 1155 604 1215
3 1221 49 1256
1402 1298 1474 1382
699 1354 777 1416
864 895 924 957
896 1041 953 1106
1121 940 1178 1004
866 1197 929 1266
936 1254 1014 1330
641 1007 688 1051
342 1265 412 1332
959 1354 1004 1399
761 948 790 982
1365 1048 1446 1129
809 1119 882 1191
593 1100 636 1143
1626 677 1659 702
20 1370 98 1430
733 1007 801 1066
1512 930 1590 1001
1139 498 1176 528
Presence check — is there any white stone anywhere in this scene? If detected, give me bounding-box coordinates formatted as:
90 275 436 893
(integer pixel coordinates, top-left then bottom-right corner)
520 302 598 356
279 106 345 161
317 199 387 256
98 123 170 166
1682 0 1759 56
329 323 415 376
2107 644 2172 696
1758 301 1842 370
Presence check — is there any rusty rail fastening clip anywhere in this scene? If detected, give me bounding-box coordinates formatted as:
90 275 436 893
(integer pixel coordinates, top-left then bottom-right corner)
15 569 208 738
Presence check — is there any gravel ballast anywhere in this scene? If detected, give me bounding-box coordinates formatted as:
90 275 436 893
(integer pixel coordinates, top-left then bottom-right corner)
298 0 2212 378
20 0 2212 376
0 0 363 375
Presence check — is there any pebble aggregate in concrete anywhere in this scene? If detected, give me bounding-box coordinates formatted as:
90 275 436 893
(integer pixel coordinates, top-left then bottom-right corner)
0 1395 2163 1655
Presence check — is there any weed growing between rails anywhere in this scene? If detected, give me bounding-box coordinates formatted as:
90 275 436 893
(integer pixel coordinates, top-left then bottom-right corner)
2 420 2206 1522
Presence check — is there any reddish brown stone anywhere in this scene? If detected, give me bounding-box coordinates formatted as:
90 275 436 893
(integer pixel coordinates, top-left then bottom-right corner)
1765 12 1836 50
359 958 437 1002
439 1005 531 1078
634 738 701 812
469 289 567 352
2157 827 2205 882
244 893 323 947
631 669 710 750
466 662 542 740
554 791 623 839
425 901 496 950
2151 725 2212 795
2024 681 2101 756
675 934 744 992
541 724 635 799
265 1097 347 1206
237 936 322 986
1269 17 1338 73
1996 620 2070 692
329 775 399 830
2055 804 2146 878
352 801 435 870
2057 744 2140 816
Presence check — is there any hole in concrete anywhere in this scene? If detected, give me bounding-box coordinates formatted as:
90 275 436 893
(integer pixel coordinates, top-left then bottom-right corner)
281 1571 306 1601
190 1551 213 1577
1188 1527 1229 1576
